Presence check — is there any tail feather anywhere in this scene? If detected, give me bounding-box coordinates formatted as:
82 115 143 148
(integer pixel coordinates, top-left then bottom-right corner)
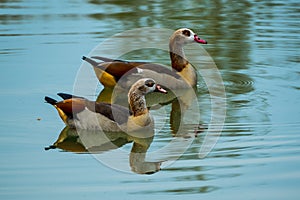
45 96 57 105
82 56 99 67
57 93 73 100
45 145 56 151
56 93 84 100
92 56 130 64
91 56 114 62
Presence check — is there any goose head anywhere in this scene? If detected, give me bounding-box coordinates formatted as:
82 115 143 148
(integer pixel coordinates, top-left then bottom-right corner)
170 28 207 46
128 78 167 117
129 78 167 96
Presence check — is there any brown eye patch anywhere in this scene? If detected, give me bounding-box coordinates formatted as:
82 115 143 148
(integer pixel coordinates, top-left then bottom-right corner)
138 85 146 91
145 79 155 87
182 29 191 37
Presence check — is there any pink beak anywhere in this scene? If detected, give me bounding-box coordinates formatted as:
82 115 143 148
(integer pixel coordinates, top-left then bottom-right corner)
155 85 168 94
194 35 207 44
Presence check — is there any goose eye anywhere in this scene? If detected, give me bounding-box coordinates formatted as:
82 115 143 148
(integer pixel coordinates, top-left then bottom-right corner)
182 29 191 37
138 86 145 91
145 80 155 87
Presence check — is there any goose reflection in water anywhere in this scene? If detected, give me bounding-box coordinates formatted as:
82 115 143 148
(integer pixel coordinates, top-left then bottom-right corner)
45 126 161 175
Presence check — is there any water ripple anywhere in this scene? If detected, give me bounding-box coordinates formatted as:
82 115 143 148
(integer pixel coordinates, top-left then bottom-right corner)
222 72 255 94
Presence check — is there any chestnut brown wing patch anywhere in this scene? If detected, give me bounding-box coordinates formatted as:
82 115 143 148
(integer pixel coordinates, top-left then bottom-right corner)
85 56 181 80
55 98 86 116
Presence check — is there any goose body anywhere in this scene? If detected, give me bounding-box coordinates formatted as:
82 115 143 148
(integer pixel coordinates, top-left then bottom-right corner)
83 28 207 89
45 78 167 132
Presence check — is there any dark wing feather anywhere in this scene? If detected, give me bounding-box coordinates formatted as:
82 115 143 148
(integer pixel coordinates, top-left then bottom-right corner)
137 63 181 79
83 56 181 80
86 101 132 125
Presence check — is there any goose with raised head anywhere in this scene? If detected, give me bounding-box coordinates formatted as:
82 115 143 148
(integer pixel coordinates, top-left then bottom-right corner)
45 78 167 132
82 28 207 89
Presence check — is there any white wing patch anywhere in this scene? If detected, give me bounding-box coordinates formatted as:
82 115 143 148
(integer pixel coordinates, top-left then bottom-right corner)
136 67 144 73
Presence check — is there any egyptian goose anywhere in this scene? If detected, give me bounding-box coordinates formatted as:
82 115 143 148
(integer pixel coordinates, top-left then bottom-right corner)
45 78 167 132
82 28 207 89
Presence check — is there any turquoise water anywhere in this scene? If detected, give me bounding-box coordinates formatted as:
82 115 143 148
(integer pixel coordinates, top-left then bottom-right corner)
1 0 300 199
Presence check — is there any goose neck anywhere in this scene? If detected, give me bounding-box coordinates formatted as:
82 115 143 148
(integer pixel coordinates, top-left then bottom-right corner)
128 92 148 117
169 42 189 72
